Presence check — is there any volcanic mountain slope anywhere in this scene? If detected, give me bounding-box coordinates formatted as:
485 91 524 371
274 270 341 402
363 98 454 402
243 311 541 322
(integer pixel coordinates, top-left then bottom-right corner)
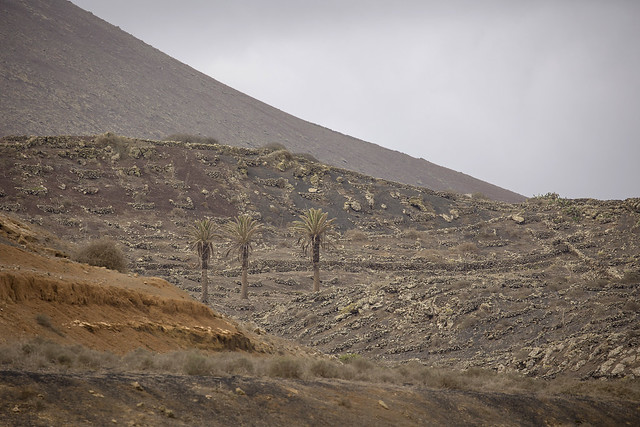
1 134 639 384
0 0 523 202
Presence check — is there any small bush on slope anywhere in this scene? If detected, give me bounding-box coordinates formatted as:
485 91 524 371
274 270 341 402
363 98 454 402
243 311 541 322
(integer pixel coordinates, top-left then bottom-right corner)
73 238 127 273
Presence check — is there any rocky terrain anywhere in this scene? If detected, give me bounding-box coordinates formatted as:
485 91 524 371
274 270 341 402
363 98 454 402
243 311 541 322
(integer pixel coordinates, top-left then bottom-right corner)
0 0 523 202
1 134 639 424
1 135 639 383
1 210 639 425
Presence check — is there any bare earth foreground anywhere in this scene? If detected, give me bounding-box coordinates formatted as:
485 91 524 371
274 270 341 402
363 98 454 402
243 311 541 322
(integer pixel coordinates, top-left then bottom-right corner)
1 214 639 425
2 370 639 426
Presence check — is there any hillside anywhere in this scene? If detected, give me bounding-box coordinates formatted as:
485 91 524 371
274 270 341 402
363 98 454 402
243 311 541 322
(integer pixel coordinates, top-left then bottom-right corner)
1 135 640 424
0 0 524 202
1 134 639 378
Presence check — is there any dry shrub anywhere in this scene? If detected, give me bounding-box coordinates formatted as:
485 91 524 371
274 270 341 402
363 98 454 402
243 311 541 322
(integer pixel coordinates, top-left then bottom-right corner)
1 339 639 402
213 353 255 376
183 351 213 376
35 314 65 337
268 357 304 379
309 360 341 378
261 142 288 152
344 229 369 242
452 242 478 254
73 238 127 273
338 353 375 380
401 229 423 240
123 348 157 371
309 359 356 380
164 133 218 145
295 152 319 163
95 132 131 158
263 148 293 162
0 338 115 371
413 249 443 262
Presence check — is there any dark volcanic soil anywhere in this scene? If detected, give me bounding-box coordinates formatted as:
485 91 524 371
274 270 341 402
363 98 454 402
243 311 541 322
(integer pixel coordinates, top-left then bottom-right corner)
2 369 639 426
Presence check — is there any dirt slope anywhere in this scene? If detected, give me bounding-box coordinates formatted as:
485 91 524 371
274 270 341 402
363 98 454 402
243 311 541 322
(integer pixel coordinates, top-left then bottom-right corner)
0 232 260 354
0 0 524 201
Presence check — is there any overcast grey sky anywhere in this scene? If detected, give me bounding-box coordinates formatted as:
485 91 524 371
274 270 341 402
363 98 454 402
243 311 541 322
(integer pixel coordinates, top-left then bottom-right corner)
70 0 639 200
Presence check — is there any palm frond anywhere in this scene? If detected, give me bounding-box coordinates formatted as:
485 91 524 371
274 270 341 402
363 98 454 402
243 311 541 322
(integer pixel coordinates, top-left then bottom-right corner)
221 214 262 261
291 208 335 256
189 218 216 257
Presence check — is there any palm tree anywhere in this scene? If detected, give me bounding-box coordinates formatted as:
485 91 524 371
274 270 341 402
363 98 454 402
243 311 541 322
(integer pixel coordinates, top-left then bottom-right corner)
291 208 335 292
222 214 262 299
189 218 216 303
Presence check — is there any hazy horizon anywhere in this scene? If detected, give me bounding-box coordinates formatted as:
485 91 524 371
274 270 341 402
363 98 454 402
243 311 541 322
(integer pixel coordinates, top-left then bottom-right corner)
70 0 640 200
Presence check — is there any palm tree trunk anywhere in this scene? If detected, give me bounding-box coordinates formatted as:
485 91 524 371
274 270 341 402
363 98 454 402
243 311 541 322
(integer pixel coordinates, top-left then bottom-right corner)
201 255 209 303
312 238 320 292
313 262 320 292
241 250 249 299
201 268 209 303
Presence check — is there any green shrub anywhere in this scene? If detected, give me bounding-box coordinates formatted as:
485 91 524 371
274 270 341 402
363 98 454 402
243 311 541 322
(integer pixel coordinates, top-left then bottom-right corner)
73 238 127 273
338 353 361 363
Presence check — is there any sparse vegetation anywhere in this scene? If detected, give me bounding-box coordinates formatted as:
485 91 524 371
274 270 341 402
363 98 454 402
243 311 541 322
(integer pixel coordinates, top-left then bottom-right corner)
261 142 288 152
164 133 219 145
291 208 336 292
452 242 479 255
221 214 263 299
95 132 132 159
1 338 639 402
295 152 319 163
343 229 368 242
1 134 639 424
73 238 127 273
189 218 216 303
35 314 65 337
